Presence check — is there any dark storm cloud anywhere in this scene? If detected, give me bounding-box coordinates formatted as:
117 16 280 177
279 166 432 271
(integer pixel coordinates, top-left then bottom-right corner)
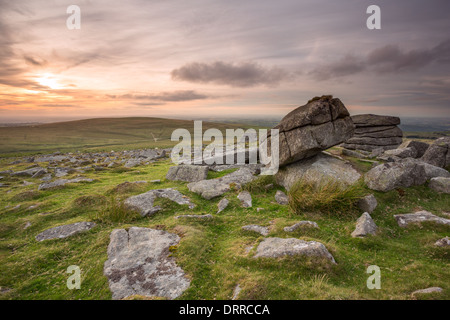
108 90 211 102
171 61 291 87
311 39 450 80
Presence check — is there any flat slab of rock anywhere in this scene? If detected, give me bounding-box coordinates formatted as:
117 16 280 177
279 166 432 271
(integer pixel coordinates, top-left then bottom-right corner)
260 96 354 167
357 194 377 214
124 188 195 216
351 212 377 237
429 177 450 194
394 210 450 227
103 227 190 300
411 287 443 297
36 222 96 241
253 237 336 263
284 221 319 232
38 177 94 191
166 165 209 182
242 225 269 236
275 152 361 191
237 191 252 208
175 214 213 220
275 190 289 205
187 167 256 199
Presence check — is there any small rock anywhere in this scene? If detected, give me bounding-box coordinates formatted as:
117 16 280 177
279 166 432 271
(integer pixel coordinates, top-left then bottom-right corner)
394 210 450 227
232 284 241 300
434 237 450 247
242 225 269 236
284 221 319 232
35 222 96 241
253 237 336 263
411 287 443 297
275 190 289 205
256 207 264 212
23 222 32 230
357 194 378 214
237 191 252 208
175 214 213 220
351 212 377 237
166 165 209 182
428 177 450 194
217 198 229 213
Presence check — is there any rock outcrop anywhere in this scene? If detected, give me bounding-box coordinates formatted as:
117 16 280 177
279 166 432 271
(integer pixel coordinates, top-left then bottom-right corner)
394 210 450 227
260 96 354 167
342 114 403 152
166 165 209 182
36 221 96 241
421 137 450 168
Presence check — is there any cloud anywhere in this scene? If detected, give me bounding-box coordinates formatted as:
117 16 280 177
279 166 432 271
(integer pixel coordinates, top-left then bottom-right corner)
24 55 47 67
108 90 211 102
310 39 450 80
171 61 290 87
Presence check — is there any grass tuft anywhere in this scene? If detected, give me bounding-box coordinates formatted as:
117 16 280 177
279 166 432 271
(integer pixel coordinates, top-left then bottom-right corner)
288 178 366 215
91 196 141 224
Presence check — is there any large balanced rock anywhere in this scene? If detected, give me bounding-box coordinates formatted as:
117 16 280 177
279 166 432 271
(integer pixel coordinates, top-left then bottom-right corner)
166 165 208 182
124 188 195 216
253 237 336 263
36 221 96 241
275 152 361 191
260 96 354 167
103 227 190 300
364 158 449 192
187 167 256 199
342 114 403 152
421 137 450 168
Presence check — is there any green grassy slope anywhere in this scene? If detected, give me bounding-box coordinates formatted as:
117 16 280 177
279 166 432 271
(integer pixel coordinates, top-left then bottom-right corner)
0 117 265 156
0 155 448 300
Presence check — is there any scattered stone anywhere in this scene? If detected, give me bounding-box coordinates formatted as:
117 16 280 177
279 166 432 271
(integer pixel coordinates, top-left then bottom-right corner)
150 179 161 183
342 148 368 159
23 222 32 230
217 198 229 213
242 225 269 236
38 177 94 191
428 177 450 194
124 188 195 216
411 287 443 297
55 167 76 177
283 221 319 232
175 214 213 220
232 284 241 300
264 183 274 190
34 155 68 163
275 152 361 191
435 237 450 247
31 169 48 178
260 96 354 167
394 210 450 227
188 167 256 199
275 190 289 205
124 158 141 168
35 221 96 241
103 227 190 300
357 194 378 213
256 207 264 212
421 137 450 168
166 165 209 182
22 181 34 186
237 191 252 208
253 237 336 263
40 174 52 182
11 167 43 177
351 212 378 237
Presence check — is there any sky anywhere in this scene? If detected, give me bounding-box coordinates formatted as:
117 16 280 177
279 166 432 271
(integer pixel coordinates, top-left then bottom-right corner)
0 0 449 123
